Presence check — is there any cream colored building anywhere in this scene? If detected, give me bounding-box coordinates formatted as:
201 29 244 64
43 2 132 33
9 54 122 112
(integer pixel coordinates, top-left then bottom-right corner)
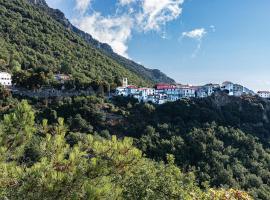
0 72 12 87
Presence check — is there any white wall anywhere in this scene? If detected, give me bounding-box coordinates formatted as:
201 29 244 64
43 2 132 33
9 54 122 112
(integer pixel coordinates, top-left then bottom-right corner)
0 72 12 86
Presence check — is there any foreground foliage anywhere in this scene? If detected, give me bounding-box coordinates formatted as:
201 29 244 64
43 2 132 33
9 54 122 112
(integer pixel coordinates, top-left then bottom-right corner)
0 100 252 199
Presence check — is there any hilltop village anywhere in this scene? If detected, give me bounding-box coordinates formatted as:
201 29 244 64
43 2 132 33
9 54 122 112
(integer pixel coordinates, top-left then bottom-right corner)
116 78 270 104
1 72 270 104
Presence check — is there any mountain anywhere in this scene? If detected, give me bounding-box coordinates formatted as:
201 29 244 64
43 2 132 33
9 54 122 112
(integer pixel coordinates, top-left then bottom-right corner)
0 0 174 87
28 0 175 84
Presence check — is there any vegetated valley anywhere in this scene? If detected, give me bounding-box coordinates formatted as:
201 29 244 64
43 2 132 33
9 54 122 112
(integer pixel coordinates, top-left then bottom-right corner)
0 0 269 199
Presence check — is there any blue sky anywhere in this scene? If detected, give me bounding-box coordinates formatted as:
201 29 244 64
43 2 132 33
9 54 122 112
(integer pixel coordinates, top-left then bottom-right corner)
46 0 270 91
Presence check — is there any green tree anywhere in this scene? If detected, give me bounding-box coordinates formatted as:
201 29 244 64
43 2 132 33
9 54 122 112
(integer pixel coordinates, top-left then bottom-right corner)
0 100 252 200
0 100 35 161
10 60 21 72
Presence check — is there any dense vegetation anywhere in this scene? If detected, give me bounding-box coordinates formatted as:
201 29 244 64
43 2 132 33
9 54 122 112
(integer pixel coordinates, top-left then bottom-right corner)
3 88 268 197
114 94 270 200
0 0 153 86
1 88 268 199
0 100 252 199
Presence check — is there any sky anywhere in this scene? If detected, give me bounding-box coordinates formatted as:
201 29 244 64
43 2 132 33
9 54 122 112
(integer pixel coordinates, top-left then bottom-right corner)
46 0 270 91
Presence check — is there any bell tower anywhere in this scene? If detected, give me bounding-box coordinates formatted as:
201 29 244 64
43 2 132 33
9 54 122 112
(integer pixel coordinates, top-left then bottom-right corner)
122 78 128 87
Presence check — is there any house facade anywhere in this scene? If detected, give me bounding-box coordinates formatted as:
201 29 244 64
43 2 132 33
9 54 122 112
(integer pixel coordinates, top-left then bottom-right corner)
0 72 12 87
178 86 196 98
258 91 270 99
233 84 244 97
221 81 234 95
115 78 257 105
54 74 71 83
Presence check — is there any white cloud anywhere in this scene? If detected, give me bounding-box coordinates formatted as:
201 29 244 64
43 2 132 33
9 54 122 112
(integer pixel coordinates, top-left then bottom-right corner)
74 13 132 58
181 28 207 58
182 28 207 40
137 0 184 31
75 0 91 13
119 0 136 6
73 0 184 57
210 25 216 32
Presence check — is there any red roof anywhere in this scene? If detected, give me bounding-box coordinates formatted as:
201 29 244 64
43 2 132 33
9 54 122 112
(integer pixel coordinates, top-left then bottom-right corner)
127 85 137 89
155 83 176 90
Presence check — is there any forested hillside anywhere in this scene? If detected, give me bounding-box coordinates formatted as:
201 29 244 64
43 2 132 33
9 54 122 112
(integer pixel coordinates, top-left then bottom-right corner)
0 96 252 199
0 87 268 199
114 94 270 199
26 0 175 84
0 0 174 87
0 0 150 86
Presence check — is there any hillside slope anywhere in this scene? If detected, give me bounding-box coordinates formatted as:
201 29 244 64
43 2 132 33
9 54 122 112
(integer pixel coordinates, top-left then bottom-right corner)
0 0 172 86
112 94 270 199
27 0 175 84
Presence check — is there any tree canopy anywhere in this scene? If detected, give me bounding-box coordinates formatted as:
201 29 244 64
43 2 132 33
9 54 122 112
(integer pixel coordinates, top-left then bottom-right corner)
0 100 252 200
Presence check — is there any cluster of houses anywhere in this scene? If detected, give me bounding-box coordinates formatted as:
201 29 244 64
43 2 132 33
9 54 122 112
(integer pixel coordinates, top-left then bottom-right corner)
115 78 268 104
1 71 270 103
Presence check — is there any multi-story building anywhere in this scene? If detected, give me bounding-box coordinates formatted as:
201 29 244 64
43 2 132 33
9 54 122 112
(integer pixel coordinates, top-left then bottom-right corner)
221 81 234 95
135 87 155 102
178 86 196 98
243 87 255 96
233 84 244 97
204 84 220 96
155 83 177 94
0 72 12 87
257 91 270 99
196 87 208 98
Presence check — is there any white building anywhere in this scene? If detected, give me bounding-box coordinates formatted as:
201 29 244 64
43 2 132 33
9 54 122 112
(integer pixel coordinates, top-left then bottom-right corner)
54 74 71 83
196 87 208 98
233 84 244 97
258 91 270 99
0 72 12 87
126 85 138 96
221 81 234 95
136 88 155 102
115 85 138 97
115 87 127 96
155 83 177 94
179 86 196 98
243 87 255 96
115 78 137 97
204 84 220 96
154 84 196 100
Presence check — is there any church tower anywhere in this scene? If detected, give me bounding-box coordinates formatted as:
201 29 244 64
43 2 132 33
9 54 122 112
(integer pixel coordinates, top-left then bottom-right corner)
122 78 128 87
